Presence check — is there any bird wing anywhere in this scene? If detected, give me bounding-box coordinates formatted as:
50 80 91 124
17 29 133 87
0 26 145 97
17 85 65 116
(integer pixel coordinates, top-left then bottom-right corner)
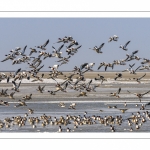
135 66 141 72
52 46 56 51
105 65 108 71
132 50 138 55
17 81 22 89
139 73 146 80
29 50 36 56
1 55 11 62
41 85 45 90
97 63 104 70
129 63 135 68
117 88 121 94
122 69 128 72
92 84 100 91
99 43 105 49
37 65 44 71
119 109 128 112
67 43 74 49
123 55 129 62
14 68 21 76
12 81 16 88
124 41 130 48
87 79 92 88
76 45 82 50
21 45 27 55
80 63 88 70
37 85 40 90
10 92 15 97
141 90 150 96
7 77 10 83
108 37 113 42
63 82 68 90
42 39 49 47
68 73 75 79
127 90 132 94
58 44 64 52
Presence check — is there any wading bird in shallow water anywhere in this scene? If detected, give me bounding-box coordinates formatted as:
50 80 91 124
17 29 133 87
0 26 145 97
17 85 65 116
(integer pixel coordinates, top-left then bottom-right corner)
58 102 66 108
68 103 76 109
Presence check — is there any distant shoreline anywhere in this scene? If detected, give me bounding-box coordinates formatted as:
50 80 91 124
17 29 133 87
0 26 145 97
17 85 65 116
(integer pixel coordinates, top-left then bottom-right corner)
1 71 150 79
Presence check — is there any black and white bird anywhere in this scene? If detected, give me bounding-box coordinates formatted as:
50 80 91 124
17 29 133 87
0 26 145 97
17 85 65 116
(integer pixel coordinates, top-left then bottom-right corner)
132 73 146 84
127 90 150 102
12 80 22 92
19 45 27 56
110 87 121 98
114 73 122 80
36 39 49 50
120 41 130 51
108 35 119 42
89 43 105 53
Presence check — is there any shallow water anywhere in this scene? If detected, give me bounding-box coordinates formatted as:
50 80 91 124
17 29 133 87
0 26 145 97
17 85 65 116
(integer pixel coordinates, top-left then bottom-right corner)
0 80 150 132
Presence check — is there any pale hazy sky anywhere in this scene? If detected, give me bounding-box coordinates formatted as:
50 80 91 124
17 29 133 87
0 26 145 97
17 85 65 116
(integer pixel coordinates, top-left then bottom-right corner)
0 18 150 71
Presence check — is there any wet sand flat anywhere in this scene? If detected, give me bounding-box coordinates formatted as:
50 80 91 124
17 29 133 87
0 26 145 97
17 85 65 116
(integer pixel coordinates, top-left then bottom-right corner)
2 71 150 79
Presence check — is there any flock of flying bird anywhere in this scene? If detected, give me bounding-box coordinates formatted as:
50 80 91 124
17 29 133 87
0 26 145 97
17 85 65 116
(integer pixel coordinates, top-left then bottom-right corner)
0 35 150 132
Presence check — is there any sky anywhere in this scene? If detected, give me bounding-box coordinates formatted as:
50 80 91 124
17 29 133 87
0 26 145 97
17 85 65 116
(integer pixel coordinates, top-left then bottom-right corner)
0 18 150 72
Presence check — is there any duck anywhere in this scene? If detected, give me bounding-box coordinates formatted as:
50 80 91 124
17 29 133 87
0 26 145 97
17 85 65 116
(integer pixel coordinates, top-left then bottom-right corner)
124 102 127 107
22 94 32 100
58 102 66 107
114 73 122 80
9 92 15 99
36 39 49 50
77 91 87 97
36 85 45 93
118 108 128 113
120 41 130 51
66 128 71 132
58 126 62 132
110 87 121 98
127 90 150 102
89 43 105 53
0 100 9 106
29 48 37 56
132 73 146 84
28 108 34 114
11 80 22 92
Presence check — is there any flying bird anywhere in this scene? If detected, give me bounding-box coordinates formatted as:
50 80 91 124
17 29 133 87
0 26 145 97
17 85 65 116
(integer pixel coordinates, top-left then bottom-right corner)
89 43 105 53
120 41 130 51
36 39 49 50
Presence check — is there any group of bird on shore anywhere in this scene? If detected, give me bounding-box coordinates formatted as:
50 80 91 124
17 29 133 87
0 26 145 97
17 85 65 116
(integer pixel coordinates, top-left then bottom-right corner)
0 35 150 132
